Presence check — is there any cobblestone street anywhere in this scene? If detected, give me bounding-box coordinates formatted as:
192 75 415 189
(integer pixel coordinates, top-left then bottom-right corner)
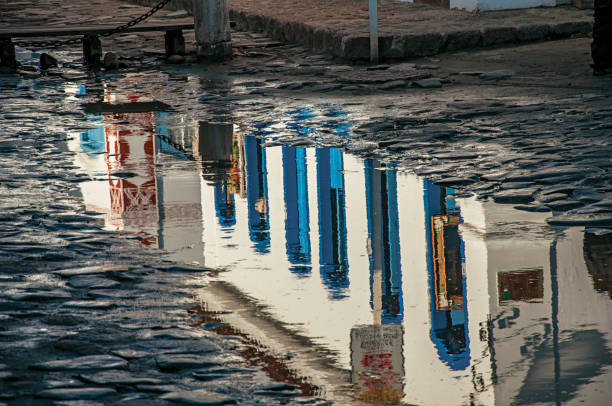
1 1 612 405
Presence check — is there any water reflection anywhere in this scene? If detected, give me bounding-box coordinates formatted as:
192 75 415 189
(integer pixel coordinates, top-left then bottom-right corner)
68 89 612 405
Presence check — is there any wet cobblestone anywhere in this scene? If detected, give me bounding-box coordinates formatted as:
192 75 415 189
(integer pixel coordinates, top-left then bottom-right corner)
2 1 612 404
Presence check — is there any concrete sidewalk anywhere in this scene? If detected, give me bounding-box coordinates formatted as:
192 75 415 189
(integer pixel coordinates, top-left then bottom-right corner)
134 0 594 60
229 1 594 60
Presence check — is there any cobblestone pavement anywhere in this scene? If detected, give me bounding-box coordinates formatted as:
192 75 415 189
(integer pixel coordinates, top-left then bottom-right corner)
1 0 612 405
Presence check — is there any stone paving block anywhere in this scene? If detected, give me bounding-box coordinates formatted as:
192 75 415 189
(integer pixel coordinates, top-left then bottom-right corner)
30 355 128 371
35 387 117 400
443 29 483 52
516 24 551 42
481 26 519 47
160 389 237 405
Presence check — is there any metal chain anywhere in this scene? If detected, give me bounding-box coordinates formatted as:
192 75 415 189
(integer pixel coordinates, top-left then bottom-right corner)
100 0 172 38
11 0 172 49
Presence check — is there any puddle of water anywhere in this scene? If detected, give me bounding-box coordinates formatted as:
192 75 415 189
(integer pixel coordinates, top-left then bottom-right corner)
67 86 612 406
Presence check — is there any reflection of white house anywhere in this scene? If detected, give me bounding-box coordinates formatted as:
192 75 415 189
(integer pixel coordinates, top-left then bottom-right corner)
68 93 612 405
195 144 612 405
460 202 612 406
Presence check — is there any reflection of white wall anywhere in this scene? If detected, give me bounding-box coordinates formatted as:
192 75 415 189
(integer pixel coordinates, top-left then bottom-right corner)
556 228 612 405
460 197 494 406
68 135 111 210
482 202 551 406
557 228 612 335
450 0 563 11
68 133 119 230
158 170 205 265
399 174 456 406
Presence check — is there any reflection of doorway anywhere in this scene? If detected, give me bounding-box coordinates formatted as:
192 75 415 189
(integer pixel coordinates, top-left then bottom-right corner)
195 122 237 228
431 213 463 311
424 180 469 370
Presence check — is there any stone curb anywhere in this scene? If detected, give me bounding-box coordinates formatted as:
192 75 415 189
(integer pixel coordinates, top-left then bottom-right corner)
230 10 593 61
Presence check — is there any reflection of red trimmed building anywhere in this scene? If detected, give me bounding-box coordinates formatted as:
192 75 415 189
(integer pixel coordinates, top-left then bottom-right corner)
104 110 159 247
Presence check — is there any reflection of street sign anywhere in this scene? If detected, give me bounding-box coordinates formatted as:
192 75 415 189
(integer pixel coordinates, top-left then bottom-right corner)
351 324 404 404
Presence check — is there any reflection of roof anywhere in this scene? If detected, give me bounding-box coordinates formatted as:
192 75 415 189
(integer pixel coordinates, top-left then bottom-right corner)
515 329 612 405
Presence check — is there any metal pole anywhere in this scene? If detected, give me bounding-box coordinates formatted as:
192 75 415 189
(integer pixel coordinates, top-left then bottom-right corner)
369 0 379 64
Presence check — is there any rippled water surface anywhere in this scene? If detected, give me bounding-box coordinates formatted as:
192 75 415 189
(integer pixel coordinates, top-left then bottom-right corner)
65 81 612 405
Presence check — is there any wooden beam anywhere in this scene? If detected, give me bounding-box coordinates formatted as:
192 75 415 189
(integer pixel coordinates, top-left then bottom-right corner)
0 23 194 39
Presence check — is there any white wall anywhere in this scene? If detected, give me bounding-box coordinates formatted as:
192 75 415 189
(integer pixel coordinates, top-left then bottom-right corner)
450 0 558 11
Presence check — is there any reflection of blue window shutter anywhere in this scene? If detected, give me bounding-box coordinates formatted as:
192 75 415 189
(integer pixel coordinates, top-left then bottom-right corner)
282 146 311 272
316 147 348 299
245 135 270 253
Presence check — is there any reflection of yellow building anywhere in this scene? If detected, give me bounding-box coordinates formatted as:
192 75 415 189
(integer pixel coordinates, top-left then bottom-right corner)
431 214 463 311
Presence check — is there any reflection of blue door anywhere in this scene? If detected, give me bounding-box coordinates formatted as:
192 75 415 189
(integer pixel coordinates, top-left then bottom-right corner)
317 147 348 298
282 146 311 274
365 161 403 324
80 115 106 155
245 135 270 253
424 179 470 370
